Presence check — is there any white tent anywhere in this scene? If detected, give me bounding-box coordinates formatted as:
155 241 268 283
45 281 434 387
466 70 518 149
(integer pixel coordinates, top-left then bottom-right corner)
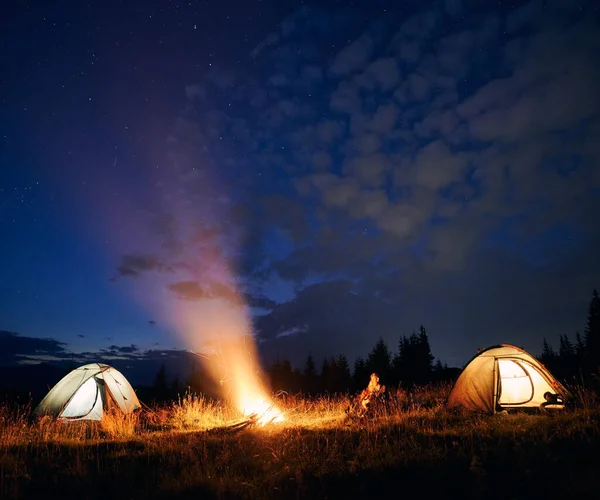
447 344 569 413
34 363 141 421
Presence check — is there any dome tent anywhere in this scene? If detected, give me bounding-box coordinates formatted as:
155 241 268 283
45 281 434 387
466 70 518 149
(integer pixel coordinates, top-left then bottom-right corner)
34 363 140 421
447 344 569 414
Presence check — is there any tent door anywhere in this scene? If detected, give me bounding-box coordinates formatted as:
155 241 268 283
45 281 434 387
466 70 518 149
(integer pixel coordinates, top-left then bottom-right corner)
497 358 535 406
59 377 104 420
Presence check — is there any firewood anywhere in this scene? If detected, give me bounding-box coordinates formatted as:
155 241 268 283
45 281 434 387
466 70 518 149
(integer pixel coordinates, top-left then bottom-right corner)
346 373 386 419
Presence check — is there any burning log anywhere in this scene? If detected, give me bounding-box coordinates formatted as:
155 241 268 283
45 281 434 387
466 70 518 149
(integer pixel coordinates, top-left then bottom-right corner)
346 373 386 419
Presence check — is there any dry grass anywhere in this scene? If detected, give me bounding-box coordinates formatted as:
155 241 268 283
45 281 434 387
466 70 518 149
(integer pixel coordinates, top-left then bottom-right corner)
1 384 600 499
169 393 240 431
100 409 139 438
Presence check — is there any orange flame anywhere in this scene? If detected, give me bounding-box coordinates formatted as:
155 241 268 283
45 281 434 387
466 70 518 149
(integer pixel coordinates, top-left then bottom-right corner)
168 289 284 426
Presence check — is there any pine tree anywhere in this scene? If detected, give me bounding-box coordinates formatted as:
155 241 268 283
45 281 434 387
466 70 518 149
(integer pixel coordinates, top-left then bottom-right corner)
367 337 392 384
352 357 368 391
417 325 435 381
541 338 557 372
584 289 600 377
575 332 586 374
153 363 168 400
558 334 577 381
393 336 410 386
320 358 331 393
280 359 295 392
303 353 318 395
170 376 181 395
336 354 352 393
269 359 283 391
559 334 575 358
576 332 586 357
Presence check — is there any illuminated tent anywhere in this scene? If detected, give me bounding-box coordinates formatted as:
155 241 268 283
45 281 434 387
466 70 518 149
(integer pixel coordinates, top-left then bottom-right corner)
34 363 140 421
447 344 569 414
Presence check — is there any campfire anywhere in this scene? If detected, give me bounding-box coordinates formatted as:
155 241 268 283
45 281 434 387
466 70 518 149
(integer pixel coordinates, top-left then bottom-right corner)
236 386 284 426
192 334 285 427
346 373 386 419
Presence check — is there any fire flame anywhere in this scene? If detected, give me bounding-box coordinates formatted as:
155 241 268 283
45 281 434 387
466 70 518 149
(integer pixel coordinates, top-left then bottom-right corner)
239 392 285 426
211 332 285 426
169 291 284 426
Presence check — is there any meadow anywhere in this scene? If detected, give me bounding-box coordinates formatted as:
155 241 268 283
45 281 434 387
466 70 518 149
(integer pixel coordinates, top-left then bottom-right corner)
2 383 600 500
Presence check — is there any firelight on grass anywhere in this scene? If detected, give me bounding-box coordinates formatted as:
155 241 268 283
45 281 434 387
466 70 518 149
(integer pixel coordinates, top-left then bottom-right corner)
239 393 285 425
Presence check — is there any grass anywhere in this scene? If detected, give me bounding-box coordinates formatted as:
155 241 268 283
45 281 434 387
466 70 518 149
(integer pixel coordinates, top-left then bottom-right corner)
2 383 600 499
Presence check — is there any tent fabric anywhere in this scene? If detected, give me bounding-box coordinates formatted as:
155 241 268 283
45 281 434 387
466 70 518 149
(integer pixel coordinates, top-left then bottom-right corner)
447 354 495 413
447 344 568 414
34 363 140 421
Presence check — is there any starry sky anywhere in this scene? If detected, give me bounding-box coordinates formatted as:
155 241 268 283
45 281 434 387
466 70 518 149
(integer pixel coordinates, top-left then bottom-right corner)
1 0 600 378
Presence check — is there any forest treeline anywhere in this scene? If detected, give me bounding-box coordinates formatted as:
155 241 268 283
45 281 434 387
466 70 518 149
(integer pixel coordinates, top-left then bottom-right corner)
540 289 600 385
151 288 600 400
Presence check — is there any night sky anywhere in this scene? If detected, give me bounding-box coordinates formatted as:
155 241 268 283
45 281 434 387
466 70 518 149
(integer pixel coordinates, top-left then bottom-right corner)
2 0 600 379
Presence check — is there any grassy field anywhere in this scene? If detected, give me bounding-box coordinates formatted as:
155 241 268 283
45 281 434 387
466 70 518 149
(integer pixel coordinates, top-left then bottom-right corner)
2 383 600 499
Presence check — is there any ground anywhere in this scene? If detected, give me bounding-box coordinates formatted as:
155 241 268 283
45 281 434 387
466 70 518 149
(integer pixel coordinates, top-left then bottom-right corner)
1 387 600 499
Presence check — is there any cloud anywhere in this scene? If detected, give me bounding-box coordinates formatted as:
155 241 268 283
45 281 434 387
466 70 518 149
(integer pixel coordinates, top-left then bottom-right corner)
166 280 240 305
444 0 463 17
102 344 139 355
330 80 362 114
355 58 400 91
108 1 600 367
330 35 375 77
0 330 67 364
116 254 172 277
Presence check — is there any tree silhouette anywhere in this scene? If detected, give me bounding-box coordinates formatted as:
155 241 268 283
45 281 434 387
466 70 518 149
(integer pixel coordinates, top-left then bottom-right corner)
352 356 369 391
153 363 168 401
303 353 318 395
393 336 411 384
417 325 435 377
320 357 332 393
335 354 352 393
367 337 392 384
584 289 600 378
269 358 300 393
541 338 557 372
558 334 577 381
393 326 434 387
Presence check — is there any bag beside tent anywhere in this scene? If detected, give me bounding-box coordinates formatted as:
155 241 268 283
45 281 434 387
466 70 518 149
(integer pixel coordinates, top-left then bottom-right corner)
34 363 140 421
447 344 569 413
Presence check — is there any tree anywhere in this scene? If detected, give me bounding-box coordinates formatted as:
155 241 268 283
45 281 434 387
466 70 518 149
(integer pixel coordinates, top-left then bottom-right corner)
558 334 577 381
269 359 283 391
352 357 369 391
170 376 181 395
584 289 600 377
417 325 435 378
394 326 435 387
320 358 332 393
270 358 300 393
393 336 411 385
576 332 586 359
153 363 168 400
335 354 352 393
367 337 392 384
540 338 557 372
303 353 318 395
